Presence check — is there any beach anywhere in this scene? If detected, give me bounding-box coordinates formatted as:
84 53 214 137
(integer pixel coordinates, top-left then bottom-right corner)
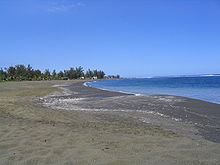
0 80 220 165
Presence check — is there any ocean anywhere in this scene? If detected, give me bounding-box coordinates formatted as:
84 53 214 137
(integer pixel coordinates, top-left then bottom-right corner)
85 76 220 104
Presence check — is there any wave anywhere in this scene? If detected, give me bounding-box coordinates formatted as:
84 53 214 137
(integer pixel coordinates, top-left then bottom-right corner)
83 81 143 96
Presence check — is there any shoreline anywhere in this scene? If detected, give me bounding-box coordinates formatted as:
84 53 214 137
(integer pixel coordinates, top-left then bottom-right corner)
42 81 220 143
83 81 142 96
84 79 220 105
1 80 220 164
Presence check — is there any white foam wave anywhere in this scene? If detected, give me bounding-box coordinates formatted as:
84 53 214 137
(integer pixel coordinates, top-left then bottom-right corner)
83 82 89 87
200 74 220 77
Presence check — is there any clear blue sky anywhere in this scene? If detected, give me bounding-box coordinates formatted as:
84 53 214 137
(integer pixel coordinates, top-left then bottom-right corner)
0 0 220 77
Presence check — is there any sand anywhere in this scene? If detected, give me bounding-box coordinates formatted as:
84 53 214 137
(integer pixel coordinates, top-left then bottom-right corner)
0 80 220 165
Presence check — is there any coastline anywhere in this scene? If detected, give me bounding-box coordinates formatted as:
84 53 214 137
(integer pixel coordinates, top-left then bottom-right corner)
84 80 220 102
85 78 220 104
43 81 220 143
83 81 142 96
1 80 220 164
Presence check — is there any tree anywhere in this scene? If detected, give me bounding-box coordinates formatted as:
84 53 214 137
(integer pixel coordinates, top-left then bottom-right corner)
0 68 7 81
85 69 105 79
14 65 26 80
33 69 42 80
58 71 64 79
65 68 76 79
75 66 84 78
26 64 34 80
85 69 94 78
7 66 16 80
97 70 105 79
52 70 57 79
0 64 118 81
44 69 51 80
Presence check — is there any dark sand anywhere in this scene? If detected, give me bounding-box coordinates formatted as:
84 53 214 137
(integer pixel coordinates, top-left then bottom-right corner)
43 81 220 143
1 80 220 165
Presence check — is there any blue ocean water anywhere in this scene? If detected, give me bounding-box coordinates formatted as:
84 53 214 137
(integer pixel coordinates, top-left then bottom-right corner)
86 76 220 104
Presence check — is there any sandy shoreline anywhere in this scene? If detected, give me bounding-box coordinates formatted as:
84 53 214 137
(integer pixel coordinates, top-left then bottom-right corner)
42 81 220 143
1 80 220 165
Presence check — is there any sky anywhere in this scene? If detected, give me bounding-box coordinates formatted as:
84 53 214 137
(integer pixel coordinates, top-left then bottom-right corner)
0 0 220 77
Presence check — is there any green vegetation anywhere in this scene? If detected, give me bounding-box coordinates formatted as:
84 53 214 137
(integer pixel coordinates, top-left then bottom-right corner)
0 64 118 81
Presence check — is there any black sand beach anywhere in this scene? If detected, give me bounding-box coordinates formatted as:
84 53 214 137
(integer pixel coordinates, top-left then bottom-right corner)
43 81 220 143
1 80 220 165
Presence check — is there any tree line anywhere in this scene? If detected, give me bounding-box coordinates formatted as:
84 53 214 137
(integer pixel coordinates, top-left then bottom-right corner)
0 64 119 81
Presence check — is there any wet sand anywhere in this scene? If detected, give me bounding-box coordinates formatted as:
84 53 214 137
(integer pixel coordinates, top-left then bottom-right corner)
1 80 220 165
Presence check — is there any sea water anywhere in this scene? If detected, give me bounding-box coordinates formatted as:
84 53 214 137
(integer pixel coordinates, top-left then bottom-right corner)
86 76 220 104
